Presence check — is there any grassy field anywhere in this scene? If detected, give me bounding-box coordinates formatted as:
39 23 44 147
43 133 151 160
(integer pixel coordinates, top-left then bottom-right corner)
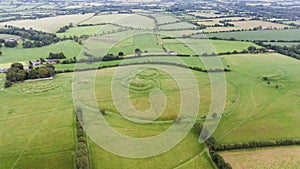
229 20 290 29
85 65 214 168
0 13 95 33
214 53 300 144
0 40 82 65
0 73 75 169
220 146 300 168
0 34 20 39
81 14 155 29
207 29 300 40
163 39 261 55
106 33 164 56
89 131 213 169
159 22 197 30
151 14 180 25
94 65 210 120
56 24 121 38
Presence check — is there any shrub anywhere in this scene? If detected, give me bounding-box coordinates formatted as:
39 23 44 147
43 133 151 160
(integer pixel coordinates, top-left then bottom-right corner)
4 80 12 88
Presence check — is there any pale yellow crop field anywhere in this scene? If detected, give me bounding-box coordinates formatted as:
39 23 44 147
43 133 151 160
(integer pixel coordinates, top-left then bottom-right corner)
0 13 94 33
220 146 300 169
230 20 290 29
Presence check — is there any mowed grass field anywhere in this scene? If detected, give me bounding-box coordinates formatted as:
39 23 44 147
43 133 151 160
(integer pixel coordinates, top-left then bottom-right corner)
0 40 82 65
163 39 261 55
0 73 75 169
214 53 300 144
0 13 95 33
207 29 300 40
81 14 155 29
220 146 300 168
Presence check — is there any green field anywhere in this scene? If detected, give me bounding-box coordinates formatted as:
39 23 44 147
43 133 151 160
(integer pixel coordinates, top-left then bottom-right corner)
151 14 180 25
0 40 82 65
214 53 300 144
0 73 75 169
1 6 300 169
56 24 122 38
163 39 261 55
106 33 165 56
0 34 20 39
207 29 300 41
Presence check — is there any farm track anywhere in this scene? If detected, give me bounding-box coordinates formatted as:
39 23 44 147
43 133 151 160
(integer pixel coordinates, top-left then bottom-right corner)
217 80 257 142
172 149 206 169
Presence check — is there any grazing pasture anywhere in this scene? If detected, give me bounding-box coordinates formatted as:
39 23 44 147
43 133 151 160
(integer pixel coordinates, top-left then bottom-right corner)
94 65 210 120
0 40 82 64
0 73 75 169
89 131 214 169
207 29 300 41
163 39 261 55
81 14 155 29
220 146 300 169
214 53 300 144
106 33 164 56
0 13 95 33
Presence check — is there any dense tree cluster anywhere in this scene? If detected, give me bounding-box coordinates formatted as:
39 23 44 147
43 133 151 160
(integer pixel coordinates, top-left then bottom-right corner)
47 52 66 59
4 40 18 48
260 43 300 60
56 23 74 33
214 140 300 151
0 26 61 47
5 63 55 88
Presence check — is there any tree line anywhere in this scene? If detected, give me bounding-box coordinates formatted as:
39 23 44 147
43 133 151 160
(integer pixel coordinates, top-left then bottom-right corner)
257 42 300 60
4 63 55 88
193 121 300 168
75 108 90 169
193 122 232 169
0 25 61 48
